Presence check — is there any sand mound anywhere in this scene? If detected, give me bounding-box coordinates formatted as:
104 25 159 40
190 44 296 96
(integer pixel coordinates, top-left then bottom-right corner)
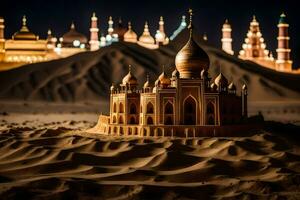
0 124 300 199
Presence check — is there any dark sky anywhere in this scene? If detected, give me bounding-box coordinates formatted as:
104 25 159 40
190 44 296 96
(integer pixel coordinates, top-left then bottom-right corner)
1 0 299 68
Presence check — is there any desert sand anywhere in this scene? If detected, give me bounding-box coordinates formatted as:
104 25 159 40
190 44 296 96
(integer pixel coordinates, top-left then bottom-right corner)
0 114 300 200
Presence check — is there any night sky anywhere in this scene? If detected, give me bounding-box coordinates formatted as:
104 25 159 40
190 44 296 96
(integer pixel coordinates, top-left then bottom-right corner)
1 0 299 68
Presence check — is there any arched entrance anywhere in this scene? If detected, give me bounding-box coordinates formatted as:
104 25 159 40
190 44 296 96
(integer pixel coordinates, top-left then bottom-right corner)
184 96 196 125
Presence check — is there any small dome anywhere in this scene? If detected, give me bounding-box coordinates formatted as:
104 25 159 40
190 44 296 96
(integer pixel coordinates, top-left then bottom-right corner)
201 69 208 79
158 71 171 86
13 16 38 40
122 66 137 85
242 84 248 90
113 19 127 41
172 68 179 77
214 73 228 87
138 22 155 44
124 22 137 43
143 75 151 88
62 23 88 47
228 82 236 90
210 83 217 91
110 84 115 90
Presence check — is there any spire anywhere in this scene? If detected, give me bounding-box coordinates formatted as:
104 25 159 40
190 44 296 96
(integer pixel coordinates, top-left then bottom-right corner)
188 8 193 37
22 15 27 26
47 29 52 35
128 64 132 73
279 12 287 24
71 22 75 29
128 21 132 30
252 15 256 22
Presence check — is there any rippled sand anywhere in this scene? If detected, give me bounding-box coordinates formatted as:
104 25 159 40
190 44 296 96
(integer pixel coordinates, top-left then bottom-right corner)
0 122 300 199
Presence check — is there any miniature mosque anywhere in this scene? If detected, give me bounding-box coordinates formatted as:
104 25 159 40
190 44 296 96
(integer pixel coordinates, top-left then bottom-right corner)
92 10 249 137
0 11 298 73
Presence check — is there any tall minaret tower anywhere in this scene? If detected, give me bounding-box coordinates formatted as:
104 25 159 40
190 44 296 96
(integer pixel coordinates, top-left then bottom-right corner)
276 13 292 72
221 19 234 55
89 12 99 51
0 17 5 61
108 16 114 35
155 16 168 45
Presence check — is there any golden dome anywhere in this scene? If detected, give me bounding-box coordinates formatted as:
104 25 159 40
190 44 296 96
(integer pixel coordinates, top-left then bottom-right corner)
175 10 210 79
228 82 236 90
62 22 88 47
157 71 171 86
13 16 38 40
122 65 138 85
143 74 151 88
138 22 155 44
124 22 137 43
214 73 228 87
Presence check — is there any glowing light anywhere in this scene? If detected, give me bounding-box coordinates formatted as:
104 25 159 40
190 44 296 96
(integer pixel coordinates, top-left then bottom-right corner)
73 40 80 47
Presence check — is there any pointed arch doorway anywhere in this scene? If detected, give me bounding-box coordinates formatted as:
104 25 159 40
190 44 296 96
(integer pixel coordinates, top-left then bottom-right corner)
184 96 197 125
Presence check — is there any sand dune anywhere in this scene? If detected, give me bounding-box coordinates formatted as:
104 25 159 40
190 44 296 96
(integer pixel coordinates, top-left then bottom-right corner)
0 122 300 199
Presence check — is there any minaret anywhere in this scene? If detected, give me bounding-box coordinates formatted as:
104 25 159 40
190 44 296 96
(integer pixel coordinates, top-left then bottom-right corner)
89 12 99 51
155 16 168 45
108 16 114 35
0 17 5 60
276 13 292 72
46 29 57 50
221 19 234 55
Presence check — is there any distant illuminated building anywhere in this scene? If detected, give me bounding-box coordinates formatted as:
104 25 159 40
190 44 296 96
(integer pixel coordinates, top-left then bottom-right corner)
1 16 48 68
236 14 299 73
89 12 99 51
155 16 169 45
170 16 187 41
275 13 293 72
92 10 248 137
124 22 137 43
137 22 158 49
221 19 234 55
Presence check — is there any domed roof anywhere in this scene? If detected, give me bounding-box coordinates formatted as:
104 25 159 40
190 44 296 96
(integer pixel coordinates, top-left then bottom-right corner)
228 82 236 90
138 22 155 44
210 83 217 91
201 69 208 79
143 75 151 88
122 65 138 85
242 84 248 90
172 68 179 77
113 19 127 40
124 22 137 42
13 16 38 40
214 73 228 87
158 71 171 86
62 23 88 46
175 10 210 79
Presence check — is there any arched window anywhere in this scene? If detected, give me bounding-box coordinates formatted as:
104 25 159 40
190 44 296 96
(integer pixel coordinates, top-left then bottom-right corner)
130 103 137 114
207 102 214 114
165 116 173 125
164 102 173 114
113 116 117 123
119 103 124 113
129 117 136 124
118 116 124 124
184 96 196 125
146 102 154 114
113 103 117 113
147 117 154 125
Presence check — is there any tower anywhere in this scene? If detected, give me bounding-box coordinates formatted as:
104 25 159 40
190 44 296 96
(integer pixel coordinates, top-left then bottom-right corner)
89 12 99 51
221 19 234 55
155 16 168 45
108 16 114 35
0 17 5 61
239 16 269 59
276 13 292 72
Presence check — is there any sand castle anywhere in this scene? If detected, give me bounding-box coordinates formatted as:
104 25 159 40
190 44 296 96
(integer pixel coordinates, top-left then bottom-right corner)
90 10 253 137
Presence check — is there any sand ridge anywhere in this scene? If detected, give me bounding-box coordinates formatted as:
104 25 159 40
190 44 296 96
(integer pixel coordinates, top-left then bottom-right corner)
0 123 300 199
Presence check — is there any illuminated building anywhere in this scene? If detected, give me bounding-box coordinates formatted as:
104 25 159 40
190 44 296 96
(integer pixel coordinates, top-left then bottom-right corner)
221 19 234 55
113 19 127 42
237 14 299 73
170 16 187 41
0 16 48 69
275 13 293 72
89 12 99 51
93 10 248 137
124 22 137 43
137 22 158 49
155 16 169 45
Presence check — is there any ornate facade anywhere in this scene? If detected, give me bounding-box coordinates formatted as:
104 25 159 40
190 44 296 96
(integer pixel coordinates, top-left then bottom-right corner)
92 10 248 137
